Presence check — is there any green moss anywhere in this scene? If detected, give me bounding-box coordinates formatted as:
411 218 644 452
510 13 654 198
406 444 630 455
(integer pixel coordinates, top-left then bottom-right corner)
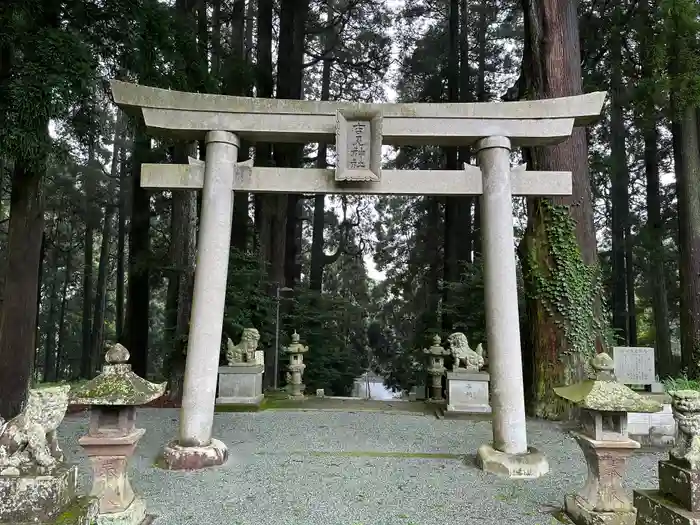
302 451 463 460
53 496 97 525
214 401 267 413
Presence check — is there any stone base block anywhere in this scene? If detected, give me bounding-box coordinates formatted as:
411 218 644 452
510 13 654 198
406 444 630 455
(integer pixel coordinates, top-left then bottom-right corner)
217 365 264 405
659 460 700 512
634 489 700 525
158 438 228 470
446 371 491 413
0 464 78 523
476 444 549 479
565 494 636 525
96 496 147 525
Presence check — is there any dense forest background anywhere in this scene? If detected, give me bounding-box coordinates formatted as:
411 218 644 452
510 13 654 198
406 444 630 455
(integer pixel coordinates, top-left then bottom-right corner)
1 0 698 420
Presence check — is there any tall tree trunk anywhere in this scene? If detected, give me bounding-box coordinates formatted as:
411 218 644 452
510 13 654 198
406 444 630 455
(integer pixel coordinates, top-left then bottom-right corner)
56 221 74 381
519 0 601 419
90 206 114 373
309 0 336 292
229 0 250 251
0 160 45 419
35 230 46 377
116 140 128 341
278 0 310 288
43 240 60 382
442 0 461 332
80 146 97 378
668 6 700 377
609 19 629 344
125 127 151 377
458 0 473 264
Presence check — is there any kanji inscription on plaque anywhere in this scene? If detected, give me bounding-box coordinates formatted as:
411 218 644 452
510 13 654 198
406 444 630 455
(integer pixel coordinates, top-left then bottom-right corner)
335 109 382 182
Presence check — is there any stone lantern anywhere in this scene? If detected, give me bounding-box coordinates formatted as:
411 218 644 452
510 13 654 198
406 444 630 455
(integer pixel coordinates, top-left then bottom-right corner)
554 352 662 525
423 335 449 401
284 331 308 399
70 343 166 525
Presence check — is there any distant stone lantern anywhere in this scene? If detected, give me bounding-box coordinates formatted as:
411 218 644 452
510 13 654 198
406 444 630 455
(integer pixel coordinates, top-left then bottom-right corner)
554 352 662 525
71 343 166 525
284 331 309 399
423 335 449 401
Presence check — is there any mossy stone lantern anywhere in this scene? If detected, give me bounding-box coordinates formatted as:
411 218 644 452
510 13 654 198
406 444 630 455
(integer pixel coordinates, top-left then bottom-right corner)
284 331 309 398
423 335 449 401
554 352 662 525
71 343 166 525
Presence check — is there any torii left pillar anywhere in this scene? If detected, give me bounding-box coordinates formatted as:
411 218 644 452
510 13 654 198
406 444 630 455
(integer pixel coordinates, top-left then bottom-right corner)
159 130 239 470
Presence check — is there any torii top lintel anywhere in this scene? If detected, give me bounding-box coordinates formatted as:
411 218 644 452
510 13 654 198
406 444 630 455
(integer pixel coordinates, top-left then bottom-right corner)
110 80 606 147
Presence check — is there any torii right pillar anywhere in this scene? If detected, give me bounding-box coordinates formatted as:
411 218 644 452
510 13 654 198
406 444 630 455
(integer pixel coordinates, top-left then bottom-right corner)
474 136 549 479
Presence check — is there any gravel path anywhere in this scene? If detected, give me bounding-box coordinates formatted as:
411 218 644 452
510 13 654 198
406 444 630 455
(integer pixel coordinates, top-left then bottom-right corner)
60 409 664 525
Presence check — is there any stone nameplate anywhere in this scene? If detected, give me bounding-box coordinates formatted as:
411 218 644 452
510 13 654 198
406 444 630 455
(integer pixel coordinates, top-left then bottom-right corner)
613 346 655 385
335 109 382 182
254 350 265 367
446 372 491 413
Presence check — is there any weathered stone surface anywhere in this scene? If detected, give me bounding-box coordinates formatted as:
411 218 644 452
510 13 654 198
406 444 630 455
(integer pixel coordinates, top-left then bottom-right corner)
612 346 655 386
94 496 146 525
446 371 491 413
569 433 639 513
0 385 70 473
284 331 309 399
225 328 260 366
446 332 484 372
0 464 77 522
669 390 700 470
659 460 700 512
158 439 228 470
475 444 549 479
565 494 636 525
554 353 662 414
216 365 264 405
70 344 166 406
635 489 700 525
335 110 382 182
53 496 99 525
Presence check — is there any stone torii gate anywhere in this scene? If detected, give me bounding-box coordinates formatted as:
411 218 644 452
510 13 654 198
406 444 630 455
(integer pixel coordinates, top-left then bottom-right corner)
111 81 605 477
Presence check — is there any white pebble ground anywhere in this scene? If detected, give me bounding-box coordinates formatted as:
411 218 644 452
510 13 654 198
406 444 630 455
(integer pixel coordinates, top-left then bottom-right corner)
60 409 664 525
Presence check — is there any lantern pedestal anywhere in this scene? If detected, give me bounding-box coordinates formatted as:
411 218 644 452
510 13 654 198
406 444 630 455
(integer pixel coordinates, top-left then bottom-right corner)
565 433 639 525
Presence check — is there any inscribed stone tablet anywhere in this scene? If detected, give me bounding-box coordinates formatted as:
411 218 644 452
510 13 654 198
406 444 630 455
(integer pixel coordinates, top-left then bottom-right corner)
335 109 382 182
254 350 265 367
613 347 655 385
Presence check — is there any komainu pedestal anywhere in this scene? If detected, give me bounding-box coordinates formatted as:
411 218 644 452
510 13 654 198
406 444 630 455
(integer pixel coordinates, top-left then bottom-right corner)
217 328 264 406
635 390 700 525
445 332 490 413
0 385 98 524
554 353 662 525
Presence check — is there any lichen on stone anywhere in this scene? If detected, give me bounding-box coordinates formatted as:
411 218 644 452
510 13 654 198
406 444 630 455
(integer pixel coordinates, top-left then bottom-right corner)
70 344 165 406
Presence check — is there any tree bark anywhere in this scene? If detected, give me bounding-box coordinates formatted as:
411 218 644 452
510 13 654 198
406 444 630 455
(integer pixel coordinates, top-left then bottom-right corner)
609 19 629 344
116 136 128 341
43 239 60 382
125 127 151 378
56 221 74 381
519 0 600 419
0 160 45 419
80 145 97 378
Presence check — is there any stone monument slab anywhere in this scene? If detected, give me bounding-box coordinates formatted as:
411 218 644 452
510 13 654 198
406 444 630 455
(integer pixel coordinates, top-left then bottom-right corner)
217 365 264 405
613 346 656 386
446 371 491 413
335 109 382 182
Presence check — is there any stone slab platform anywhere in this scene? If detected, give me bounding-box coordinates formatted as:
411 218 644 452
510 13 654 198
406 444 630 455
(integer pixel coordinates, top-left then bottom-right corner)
635 489 700 525
0 464 78 523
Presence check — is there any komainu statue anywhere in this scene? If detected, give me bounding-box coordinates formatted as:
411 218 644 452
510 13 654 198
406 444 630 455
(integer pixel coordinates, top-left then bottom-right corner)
226 327 261 366
447 332 484 372
0 385 70 474
669 390 700 470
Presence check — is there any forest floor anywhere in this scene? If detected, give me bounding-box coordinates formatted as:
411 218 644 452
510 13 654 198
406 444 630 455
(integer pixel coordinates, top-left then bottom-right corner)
60 409 663 525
